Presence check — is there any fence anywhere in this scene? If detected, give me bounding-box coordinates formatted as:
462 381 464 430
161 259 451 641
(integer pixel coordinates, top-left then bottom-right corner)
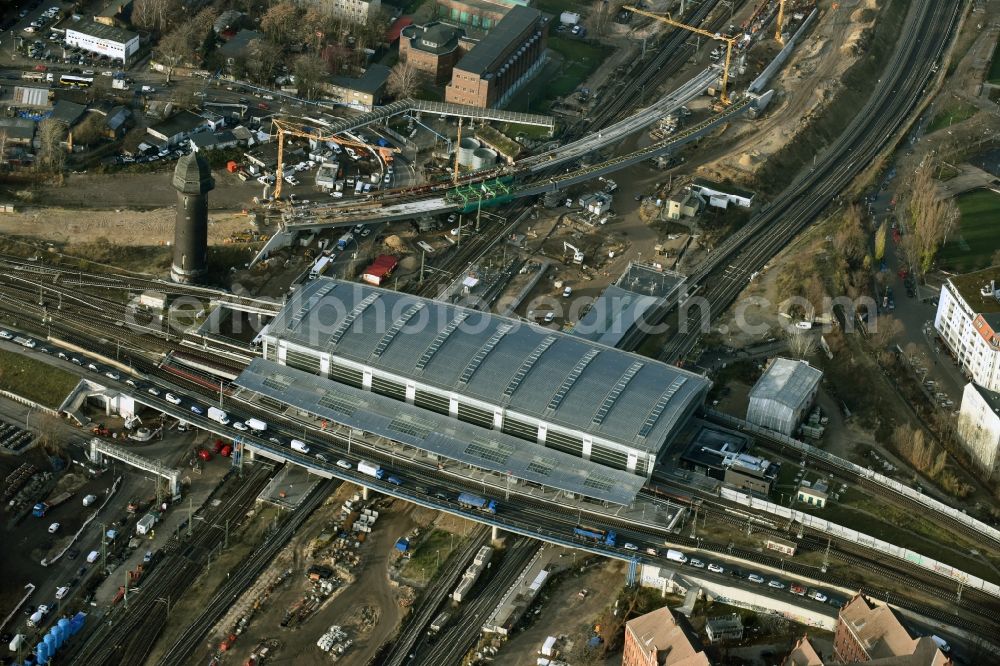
707 409 1000 547
720 486 1000 600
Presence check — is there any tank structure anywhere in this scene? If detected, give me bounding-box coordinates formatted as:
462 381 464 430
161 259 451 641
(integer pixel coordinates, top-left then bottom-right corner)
170 152 215 284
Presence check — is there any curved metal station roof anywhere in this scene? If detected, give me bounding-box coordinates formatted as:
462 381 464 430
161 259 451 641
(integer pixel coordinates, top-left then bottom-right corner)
267 279 710 453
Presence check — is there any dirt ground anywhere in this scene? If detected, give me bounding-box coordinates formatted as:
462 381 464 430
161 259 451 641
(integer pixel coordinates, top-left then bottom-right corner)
0 205 251 249
496 557 629 664
211 486 472 666
700 0 878 183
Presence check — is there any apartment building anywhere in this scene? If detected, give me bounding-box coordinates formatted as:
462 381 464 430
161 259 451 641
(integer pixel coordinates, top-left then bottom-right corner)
934 267 1000 391
833 595 951 665
956 382 1000 476
622 606 710 666
328 0 381 24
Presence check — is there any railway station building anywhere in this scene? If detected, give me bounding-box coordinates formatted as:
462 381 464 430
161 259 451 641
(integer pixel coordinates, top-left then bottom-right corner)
235 278 710 503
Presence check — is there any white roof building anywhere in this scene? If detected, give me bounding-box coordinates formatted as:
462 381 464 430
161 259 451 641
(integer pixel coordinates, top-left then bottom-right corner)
746 358 822 436
934 267 1000 392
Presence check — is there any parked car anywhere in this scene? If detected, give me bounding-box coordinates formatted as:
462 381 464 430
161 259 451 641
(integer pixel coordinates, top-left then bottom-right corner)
768 580 785 590
707 563 724 573
336 459 352 469
747 574 764 584
165 392 181 404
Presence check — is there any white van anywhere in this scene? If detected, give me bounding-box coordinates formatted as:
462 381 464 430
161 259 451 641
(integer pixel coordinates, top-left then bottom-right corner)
86 550 100 563
290 439 310 454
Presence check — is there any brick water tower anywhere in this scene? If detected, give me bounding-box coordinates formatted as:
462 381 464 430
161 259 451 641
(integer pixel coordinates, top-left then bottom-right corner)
170 152 215 283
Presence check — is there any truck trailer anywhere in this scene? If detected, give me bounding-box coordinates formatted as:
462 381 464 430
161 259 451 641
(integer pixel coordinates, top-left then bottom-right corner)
573 526 616 547
33 491 72 517
357 460 384 479
337 233 353 250
457 492 498 514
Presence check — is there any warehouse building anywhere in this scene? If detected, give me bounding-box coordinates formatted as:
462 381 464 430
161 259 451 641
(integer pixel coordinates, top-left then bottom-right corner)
65 22 139 63
746 358 822 436
246 278 709 489
445 5 547 108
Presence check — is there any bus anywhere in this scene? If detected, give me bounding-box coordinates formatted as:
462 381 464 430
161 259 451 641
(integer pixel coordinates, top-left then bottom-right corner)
21 71 46 82
59 75 93 88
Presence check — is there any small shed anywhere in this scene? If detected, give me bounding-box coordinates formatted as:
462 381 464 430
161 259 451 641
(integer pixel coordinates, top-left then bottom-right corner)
746 358 822 436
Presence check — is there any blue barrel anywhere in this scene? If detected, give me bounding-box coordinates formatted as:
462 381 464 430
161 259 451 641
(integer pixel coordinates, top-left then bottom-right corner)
34 640 48 664
68 612 86 635
24 658 36 666
44 631 58 652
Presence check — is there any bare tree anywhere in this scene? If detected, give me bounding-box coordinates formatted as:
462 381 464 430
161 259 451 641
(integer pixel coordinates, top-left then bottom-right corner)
132 0 177 32
71 113 107 147
898 162 960 275
302 5 333 52
156 22 195 82
261 1 300 45
787 331 817 358
869 314 903 350
245 39 283 84
36 119 67 175
387 60 424 100
0 129 7 168
293 54 328 100
834 205 866 264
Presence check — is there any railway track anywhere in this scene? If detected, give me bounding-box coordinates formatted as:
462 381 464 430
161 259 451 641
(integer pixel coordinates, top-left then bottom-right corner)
377 525 491 666
659 0 961 361
154 478 336 666
65 463 276 665
416 537 539 666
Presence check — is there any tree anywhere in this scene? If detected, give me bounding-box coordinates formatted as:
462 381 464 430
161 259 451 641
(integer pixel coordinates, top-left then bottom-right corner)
36 119 67 175
869 314 903 350
261 1 299 45
898 162 960 275
293 54 328 100
387 60 424 100
244 39 283 84
156 21 195 82
874 223 887 261
71 113 107 147
132 0 177 32
302 5 333 52
834 205 866 264
788 331 817 358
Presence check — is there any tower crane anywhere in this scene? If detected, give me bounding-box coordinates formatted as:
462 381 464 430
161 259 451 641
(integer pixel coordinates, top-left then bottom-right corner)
624 5 738 105
271 118 400 200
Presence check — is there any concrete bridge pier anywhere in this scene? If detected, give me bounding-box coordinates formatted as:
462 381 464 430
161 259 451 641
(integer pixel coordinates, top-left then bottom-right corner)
491 525 505 546
361 485 370 500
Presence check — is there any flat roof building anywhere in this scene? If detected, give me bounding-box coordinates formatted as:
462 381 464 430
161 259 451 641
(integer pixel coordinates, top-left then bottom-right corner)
747 358 822 436
934 267 1000 393
573 262 687 351
329 64 391 111
255 278 710 484
436 0 526 30
65 22 139 63
797 480 829 508
445 5 546 108
705 614 744 643
956 382 1000 477
400 22 472 83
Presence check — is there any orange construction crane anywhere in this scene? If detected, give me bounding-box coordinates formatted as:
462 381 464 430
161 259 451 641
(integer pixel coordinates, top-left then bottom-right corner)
624 5 738 105
271 118 400 200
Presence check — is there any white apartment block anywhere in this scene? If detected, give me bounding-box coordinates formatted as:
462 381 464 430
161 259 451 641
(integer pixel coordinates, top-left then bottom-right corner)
327 0 381 24
933 268 1000 392
956 382 1000 477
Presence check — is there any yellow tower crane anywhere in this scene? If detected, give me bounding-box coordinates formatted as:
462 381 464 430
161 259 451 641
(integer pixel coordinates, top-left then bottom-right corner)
624 5 738 106
270 118 401 200
775 0 786 44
